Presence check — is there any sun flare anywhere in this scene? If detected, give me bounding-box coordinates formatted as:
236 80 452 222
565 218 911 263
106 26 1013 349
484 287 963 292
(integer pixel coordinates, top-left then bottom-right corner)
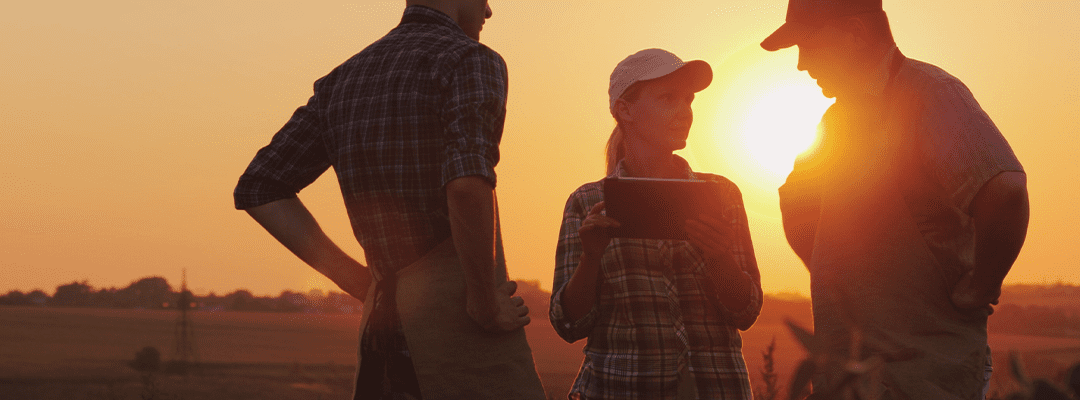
738 83 833 178
691 47 836 193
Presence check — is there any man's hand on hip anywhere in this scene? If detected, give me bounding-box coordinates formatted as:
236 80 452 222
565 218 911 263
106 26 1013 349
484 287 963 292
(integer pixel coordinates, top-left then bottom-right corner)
467 280 531 333
950 270 999 315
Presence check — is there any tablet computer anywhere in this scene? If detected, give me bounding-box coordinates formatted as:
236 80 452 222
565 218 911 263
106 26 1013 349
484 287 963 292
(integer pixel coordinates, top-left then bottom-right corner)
603 177 723 240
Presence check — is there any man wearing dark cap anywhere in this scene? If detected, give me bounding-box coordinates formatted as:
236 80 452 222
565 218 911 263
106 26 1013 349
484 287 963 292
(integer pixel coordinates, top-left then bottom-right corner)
762 0 1029 399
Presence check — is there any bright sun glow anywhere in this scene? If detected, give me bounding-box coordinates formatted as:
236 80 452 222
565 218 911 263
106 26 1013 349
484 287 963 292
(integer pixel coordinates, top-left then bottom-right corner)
739 83 834 178
692 46 836 193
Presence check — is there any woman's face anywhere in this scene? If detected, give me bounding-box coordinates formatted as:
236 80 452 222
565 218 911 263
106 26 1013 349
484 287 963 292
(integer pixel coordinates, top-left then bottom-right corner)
621 73 696 153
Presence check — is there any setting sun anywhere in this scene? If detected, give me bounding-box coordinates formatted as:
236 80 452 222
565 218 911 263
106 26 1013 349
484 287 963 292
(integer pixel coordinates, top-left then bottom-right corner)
2 1 1077 397
2 0 1075 302
738 83 833 178
690 45 834 195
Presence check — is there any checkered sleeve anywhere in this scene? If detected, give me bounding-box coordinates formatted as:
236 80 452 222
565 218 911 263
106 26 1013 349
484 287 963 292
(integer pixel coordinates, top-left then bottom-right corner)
440 45 508 188
723 183 762 330
234 85 333 210
701 179 762 331
550 185 602 343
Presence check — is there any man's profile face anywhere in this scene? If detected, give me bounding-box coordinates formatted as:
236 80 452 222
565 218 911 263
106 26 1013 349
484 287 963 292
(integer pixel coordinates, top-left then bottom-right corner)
457 0 492 41
796 23 859 98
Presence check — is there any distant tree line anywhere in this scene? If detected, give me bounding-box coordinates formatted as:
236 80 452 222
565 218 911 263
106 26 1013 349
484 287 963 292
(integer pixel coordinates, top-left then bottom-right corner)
3 278 1078 336
0 276 363 314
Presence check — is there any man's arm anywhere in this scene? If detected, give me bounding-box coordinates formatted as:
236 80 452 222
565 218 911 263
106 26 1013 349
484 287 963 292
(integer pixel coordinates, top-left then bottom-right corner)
445 176 530 332
779 177 821 268
245 197 371 301
952 171 1030 310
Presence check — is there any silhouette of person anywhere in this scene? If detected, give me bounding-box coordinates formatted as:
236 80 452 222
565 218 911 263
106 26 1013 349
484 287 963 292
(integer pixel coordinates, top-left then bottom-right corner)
761 0 1029 398
549 48 762 400
233 1 545 398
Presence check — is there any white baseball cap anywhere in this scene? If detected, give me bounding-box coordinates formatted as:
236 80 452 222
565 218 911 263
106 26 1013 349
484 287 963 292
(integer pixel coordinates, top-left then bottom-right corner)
608 48 713 114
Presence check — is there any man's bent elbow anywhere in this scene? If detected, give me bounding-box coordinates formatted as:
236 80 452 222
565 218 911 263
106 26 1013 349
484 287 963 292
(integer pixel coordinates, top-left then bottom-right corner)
972 171 1029 221
446 176 495 199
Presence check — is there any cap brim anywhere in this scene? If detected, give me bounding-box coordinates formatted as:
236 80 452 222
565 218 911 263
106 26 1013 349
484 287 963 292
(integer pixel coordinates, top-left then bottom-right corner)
640 59 713 93
760 21 816 51
676 60 713 93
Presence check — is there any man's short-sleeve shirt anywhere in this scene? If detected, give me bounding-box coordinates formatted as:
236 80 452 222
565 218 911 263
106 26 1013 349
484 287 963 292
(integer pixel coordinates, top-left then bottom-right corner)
779 53 1023 400
234 6 509 278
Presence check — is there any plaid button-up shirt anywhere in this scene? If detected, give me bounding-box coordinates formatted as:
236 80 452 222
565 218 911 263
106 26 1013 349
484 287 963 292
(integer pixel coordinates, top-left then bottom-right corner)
234 5 508 281
550 157 763 399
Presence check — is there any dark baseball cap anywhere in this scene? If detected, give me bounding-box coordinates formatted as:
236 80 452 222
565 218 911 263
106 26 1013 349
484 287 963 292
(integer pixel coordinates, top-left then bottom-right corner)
761 0 883 51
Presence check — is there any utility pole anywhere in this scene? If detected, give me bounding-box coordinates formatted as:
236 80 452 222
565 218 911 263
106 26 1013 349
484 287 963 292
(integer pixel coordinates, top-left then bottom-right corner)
172 268 198 374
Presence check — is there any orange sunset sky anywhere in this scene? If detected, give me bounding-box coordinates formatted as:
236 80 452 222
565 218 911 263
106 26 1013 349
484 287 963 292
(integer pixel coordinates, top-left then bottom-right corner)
2 1 1078 297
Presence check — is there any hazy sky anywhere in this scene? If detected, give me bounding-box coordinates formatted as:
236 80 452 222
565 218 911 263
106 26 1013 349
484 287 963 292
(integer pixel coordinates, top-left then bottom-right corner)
2 1 1077 296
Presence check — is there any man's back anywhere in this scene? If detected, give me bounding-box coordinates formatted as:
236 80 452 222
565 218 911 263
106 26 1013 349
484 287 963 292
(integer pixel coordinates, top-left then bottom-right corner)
235 6 509 277
234 4 544 399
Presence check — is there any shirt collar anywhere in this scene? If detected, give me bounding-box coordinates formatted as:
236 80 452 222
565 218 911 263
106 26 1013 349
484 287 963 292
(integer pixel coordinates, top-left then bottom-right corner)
860 46 899 97
400 5 462 33
611 154 698 180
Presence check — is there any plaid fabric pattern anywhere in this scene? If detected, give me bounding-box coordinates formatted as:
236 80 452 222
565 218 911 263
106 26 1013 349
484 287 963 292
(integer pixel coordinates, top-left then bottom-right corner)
234 6 508 399
550 157 763 400
234 5 508 279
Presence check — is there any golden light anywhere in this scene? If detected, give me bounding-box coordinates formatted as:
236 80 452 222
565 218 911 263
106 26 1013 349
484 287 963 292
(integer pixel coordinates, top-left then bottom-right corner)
738 82 833 179
689 45 834 195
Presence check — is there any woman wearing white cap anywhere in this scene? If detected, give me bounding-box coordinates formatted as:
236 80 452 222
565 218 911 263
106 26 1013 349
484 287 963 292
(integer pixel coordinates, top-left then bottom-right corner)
549 48 762 399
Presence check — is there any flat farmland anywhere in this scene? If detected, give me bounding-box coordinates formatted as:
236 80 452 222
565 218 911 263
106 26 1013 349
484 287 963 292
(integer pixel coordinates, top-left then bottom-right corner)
1 306 1077 399
0 306 585 399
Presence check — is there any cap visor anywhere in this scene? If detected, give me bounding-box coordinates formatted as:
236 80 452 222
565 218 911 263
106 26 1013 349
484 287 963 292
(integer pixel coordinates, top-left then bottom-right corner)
761 21 814 51
635 59 714 93
674 60 713 93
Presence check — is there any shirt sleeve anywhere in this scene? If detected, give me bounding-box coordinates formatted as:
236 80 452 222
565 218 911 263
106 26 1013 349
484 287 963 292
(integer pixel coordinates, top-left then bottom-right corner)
915 80 1024 213
440 45 508 188
708 180 763 331
549 187 601 343
234 76 334 210
778 110 833 265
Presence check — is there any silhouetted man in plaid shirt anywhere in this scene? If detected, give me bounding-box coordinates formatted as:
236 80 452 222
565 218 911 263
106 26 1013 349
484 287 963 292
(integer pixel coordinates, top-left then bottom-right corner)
234 1 545 399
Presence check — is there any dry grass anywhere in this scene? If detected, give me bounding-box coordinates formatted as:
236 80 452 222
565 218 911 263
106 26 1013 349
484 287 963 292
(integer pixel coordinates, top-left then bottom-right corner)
3 306 1078 399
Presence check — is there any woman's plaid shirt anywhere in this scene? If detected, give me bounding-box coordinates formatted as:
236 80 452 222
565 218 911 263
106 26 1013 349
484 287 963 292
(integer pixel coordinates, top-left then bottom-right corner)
550 159 763 399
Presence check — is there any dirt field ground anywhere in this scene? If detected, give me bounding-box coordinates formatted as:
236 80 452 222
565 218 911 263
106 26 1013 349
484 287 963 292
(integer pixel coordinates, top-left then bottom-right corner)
1 306 1077 399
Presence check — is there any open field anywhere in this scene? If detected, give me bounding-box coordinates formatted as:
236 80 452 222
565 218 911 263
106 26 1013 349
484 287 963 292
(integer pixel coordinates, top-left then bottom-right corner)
0 306 583 400
2 306 1078 399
